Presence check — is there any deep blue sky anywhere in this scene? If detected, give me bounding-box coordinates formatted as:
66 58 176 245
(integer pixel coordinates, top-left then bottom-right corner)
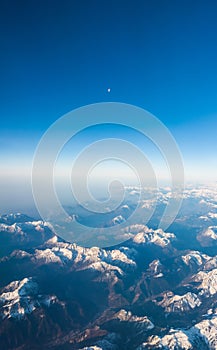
0 0 217 211
1 0 217 128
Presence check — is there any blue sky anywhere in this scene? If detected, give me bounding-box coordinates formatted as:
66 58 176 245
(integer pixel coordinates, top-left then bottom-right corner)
0 0 217 211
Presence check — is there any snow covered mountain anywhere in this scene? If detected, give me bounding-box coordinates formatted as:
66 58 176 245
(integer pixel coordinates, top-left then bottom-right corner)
157 291 201 313
1 185 217 349
0 277 57 320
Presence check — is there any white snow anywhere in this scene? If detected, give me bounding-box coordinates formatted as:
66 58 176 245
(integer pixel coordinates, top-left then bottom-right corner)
112 215 125 225
204 226 217 239
0 278 38 319
161 330 193 349
181 251 209 266
113 309 154 330
0 278 58 320
194 316 217 349
158 291 201 313
32 242 136 274
33 249 62 265
193 269 217 296
131 226 175 247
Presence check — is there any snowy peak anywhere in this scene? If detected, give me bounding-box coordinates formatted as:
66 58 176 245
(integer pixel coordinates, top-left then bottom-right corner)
193 268 217 296
128 225 175 247
112 309 154 330
0 213 33 225
181 251 209 267
0 278 57 320
138 314 217 349
112 215 125 225
197 226 217 247
157 291 201 313
138 330 193 350
0 278 38 319
30 241 137 273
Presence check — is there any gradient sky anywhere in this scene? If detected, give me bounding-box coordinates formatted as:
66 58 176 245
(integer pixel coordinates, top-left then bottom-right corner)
1 0 217 211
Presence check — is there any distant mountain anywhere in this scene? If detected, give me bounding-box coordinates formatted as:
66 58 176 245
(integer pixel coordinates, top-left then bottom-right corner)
0 185 217 349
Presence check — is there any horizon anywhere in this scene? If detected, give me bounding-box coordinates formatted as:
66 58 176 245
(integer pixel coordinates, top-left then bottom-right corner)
1 1 217 214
